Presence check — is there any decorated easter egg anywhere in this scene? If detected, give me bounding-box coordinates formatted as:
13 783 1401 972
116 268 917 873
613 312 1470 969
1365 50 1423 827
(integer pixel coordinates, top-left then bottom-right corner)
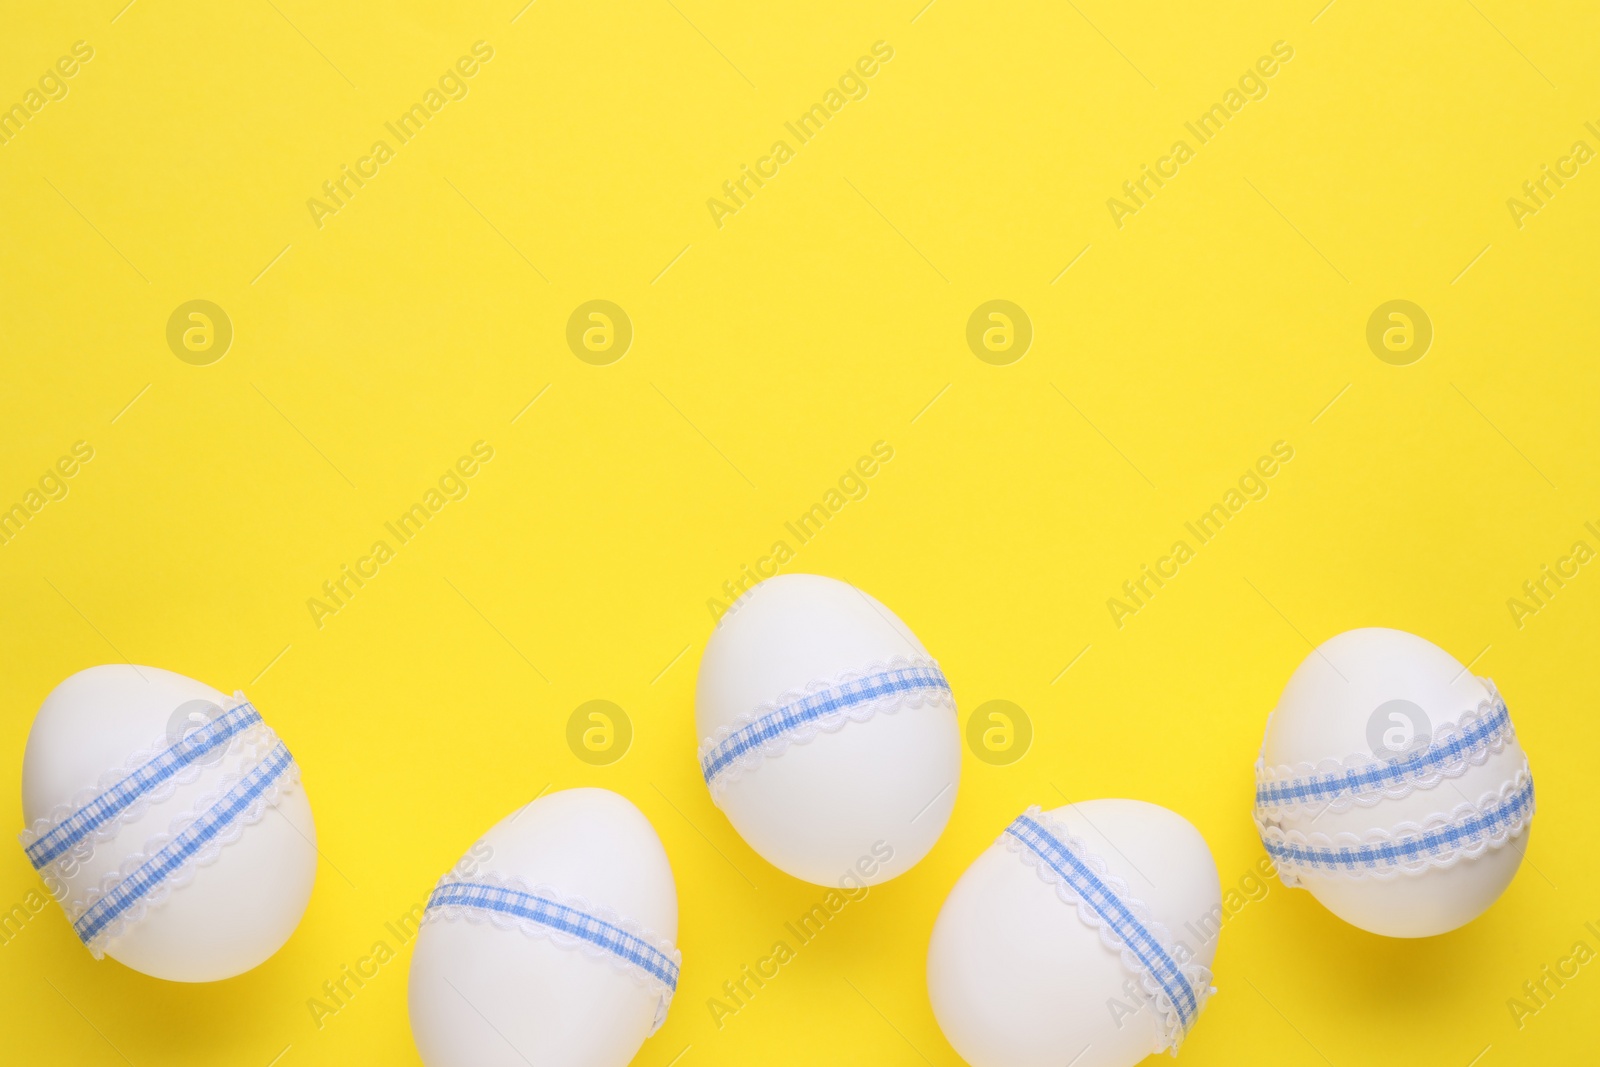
928 800 1220 1067
17 664 316 981
696 573 960 886
408 788 681 1067
1254 627 1533 937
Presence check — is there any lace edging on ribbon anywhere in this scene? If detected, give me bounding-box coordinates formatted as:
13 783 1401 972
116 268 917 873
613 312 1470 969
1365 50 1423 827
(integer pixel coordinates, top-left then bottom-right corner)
1254 680 1516 817
63 740 300 957
697 655 953 798
1002 807 1214 1056
1257 765 1535 885
424 871 681 1034
19 693 265 876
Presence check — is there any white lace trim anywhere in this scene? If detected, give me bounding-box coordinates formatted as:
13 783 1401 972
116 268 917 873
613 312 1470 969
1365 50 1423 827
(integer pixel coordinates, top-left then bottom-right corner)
698 655 954 799
1258 763 1534 885
424 871 680 1034
19 692 264 877
1254 680 1516 817
54 738 300 958
1004 807 1214 1055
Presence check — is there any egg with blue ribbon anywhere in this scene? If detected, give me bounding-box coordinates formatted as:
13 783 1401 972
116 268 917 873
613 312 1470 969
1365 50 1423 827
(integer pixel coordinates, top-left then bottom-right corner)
1254 627 1534 937
928 799 1221 1067
696 573 961 886
16 664 316 981
407 787 681 1067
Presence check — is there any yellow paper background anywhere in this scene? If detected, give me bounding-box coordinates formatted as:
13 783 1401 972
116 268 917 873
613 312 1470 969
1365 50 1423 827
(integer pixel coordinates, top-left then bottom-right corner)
2 1 1597 1063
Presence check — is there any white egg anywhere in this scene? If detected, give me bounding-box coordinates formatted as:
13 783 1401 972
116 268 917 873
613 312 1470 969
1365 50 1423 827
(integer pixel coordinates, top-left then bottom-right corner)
928 800 1220 1067
696 574 961 886
1254 627 1533 937
408 788 680 1067
17 664 316 981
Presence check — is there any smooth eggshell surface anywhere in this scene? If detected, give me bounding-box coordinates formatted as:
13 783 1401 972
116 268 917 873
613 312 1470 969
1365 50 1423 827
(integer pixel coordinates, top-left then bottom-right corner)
1261 628 1528 937
928 800 1220 1067
20 664 316 982
408 788 678 1067
696 573 961 886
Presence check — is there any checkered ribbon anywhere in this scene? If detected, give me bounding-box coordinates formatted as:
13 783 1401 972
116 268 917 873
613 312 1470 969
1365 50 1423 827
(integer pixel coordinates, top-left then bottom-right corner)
1255 688 1513 813
699 662 951 785
1262 775 1535 877
426 880 681 993
1005 811 1206 1050
71 741 296 948
23 700 265 871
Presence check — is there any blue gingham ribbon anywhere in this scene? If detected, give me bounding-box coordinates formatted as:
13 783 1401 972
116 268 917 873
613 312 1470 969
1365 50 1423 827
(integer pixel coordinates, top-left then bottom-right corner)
1255 690 1513 813
699 663 951 786
24 700 265 871
1262 775 1535 877
72 741 296 950
426 880 680 994
1005 811 1204 1047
